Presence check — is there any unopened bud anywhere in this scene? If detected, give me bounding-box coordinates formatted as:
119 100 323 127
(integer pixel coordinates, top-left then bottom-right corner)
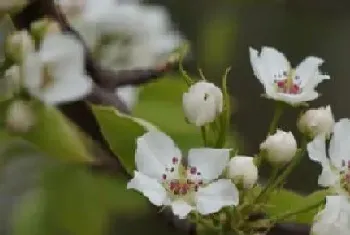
183 81 223 126
298 106 334 139
6 30 34 63
6 100 35 133
31 18 61 41
227 156 258 189
260 130 297 165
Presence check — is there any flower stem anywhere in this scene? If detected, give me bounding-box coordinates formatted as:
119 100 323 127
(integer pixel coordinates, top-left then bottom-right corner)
201 126 208 147
254 167 279 203
269 138 307 191
268 102 285 135
271 198 325 222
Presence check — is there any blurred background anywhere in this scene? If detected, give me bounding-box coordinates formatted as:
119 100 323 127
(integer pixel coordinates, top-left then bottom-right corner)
1 0 350 234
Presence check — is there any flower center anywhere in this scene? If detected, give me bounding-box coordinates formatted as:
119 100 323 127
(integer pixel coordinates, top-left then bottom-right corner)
161 158 204 200
340 159 350 195
273 70 302 95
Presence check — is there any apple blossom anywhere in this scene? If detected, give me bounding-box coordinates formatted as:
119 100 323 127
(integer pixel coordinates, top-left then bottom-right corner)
249 46 330 105
307 118 350 195
23 33 93 104
127 131 239 219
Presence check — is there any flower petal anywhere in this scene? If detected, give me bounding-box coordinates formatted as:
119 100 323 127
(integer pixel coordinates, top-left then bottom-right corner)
295 56 329 90
39 74 93 105
135 131 182 180
307 135 339 187
329 119 350 169
260 46 291 80
195 179 239 215
270 91 319 106
23 53 43 91
312 195 350 235
187 148 230 180
171 200 193 219
127 171 168 206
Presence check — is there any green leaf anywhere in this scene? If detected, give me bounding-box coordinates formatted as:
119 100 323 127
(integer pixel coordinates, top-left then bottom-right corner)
91 104 156 174
12 190 47 235
14 101 93 163
266 188 329 223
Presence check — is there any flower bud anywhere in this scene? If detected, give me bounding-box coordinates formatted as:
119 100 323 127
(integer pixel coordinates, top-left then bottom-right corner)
1 66 21 97
182 81 223 126
227 156 258 189
298 106 334 138
31 18 61 41
6 30 34 63
6 100 35 133
260 130 297 165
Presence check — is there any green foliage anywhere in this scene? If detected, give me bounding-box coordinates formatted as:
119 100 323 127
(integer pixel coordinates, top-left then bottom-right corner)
0 100 93 163
20 101 93 163
91 104 156 175
13 164 151 235
266 189 328 223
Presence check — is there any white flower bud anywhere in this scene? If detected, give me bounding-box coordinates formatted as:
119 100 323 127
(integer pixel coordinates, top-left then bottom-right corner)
260 130 297 165
6 30 34 63
298 106 334 138
227 156 258 189
182 81 223 126
6 100 35 133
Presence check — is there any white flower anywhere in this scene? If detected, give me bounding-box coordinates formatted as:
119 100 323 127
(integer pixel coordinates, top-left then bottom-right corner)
127 131 239 218
311 195 350 235
298 105 334 138
63 0 182 70
249 46 330 105
6 30 34 63
23 34 93 104
260 130 297 165
183 81 223 126
6 100 35 133
227 156 258 189
307 119 350 195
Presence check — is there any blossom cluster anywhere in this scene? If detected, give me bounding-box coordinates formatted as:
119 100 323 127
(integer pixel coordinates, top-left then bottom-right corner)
1 1 350 235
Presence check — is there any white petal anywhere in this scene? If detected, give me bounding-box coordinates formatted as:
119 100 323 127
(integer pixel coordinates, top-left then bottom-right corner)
135 131 182 180
171 200 193 219
187 148 230 181
127 171 168 206
307 135 339 187
195 179 239 215
40 34 84 73
39 74 93 105
23 53 43 90
249 47 274 86
270 91 319 106
312 195 350 235
260 46 291 80
329 119 350 168
295 56 329 90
